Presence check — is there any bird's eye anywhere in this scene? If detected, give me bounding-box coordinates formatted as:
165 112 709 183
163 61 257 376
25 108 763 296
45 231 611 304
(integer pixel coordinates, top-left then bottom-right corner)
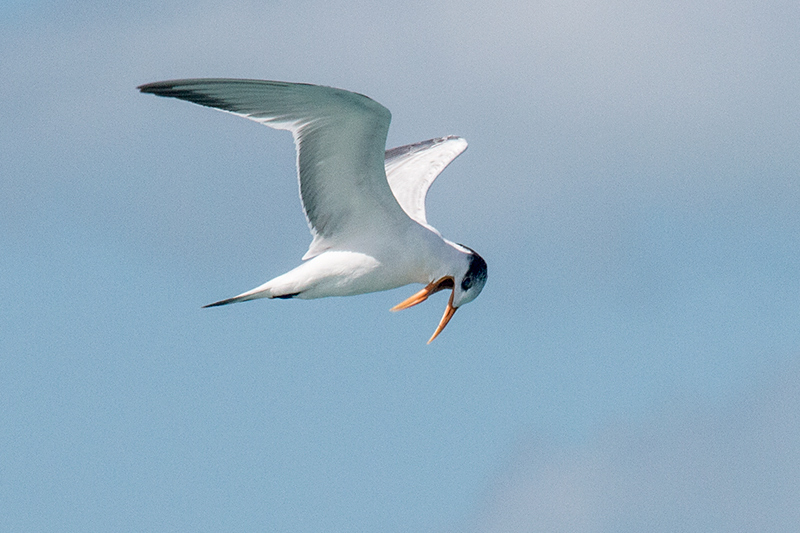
461 276 472 291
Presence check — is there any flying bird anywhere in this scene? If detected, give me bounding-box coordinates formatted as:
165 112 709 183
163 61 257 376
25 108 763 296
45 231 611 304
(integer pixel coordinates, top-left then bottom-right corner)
138 79 486 343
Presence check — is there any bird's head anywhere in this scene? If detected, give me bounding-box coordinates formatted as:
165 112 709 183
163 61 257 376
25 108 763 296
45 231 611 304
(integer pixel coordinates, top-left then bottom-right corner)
391 246 487 343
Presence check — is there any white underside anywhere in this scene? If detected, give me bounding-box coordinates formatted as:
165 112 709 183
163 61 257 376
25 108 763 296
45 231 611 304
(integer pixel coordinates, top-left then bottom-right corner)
227 222 466 303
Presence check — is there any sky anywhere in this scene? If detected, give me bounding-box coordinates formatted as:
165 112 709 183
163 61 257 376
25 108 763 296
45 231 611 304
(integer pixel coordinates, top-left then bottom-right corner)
2 0 799 531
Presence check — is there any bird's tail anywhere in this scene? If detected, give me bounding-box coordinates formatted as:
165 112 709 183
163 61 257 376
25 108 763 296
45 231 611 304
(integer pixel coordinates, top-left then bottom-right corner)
203 283 275 308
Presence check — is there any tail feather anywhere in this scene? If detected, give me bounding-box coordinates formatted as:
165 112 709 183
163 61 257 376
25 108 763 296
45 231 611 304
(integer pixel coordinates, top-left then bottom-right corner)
202 295 251 308
202 285 301 308
203 284 273 308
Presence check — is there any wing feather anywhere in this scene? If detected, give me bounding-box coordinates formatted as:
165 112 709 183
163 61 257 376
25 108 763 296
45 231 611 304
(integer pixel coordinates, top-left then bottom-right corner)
384 136 467 230
138 79 409 259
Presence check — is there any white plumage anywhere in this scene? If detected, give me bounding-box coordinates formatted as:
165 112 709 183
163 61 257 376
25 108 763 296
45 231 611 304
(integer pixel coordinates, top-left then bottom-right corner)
139 79 486 342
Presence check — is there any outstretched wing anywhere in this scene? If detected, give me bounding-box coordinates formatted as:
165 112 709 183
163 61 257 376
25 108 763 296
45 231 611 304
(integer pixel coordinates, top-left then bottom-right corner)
384 136 468 230
139 79 410 259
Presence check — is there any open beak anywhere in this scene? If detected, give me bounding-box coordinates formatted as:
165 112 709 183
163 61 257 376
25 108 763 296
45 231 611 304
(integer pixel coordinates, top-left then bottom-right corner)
391 276 457 343
426 290 457 344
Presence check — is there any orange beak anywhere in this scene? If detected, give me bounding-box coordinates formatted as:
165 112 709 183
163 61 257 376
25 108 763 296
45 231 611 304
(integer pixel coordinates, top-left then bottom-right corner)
391 276 458 343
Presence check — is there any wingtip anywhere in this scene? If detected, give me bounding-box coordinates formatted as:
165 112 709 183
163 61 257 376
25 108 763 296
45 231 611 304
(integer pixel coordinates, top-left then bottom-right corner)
137 81 161 93
137 79 194 95
137 80 181 95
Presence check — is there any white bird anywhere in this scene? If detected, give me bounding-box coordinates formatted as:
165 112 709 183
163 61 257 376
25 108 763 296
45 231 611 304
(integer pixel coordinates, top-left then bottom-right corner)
138 79 487 343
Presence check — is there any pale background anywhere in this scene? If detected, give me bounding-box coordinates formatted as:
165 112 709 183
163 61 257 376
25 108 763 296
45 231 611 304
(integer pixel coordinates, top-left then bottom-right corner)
2 1 799 531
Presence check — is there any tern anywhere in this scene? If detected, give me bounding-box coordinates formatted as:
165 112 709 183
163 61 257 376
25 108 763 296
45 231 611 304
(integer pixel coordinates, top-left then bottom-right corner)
138 79 487 343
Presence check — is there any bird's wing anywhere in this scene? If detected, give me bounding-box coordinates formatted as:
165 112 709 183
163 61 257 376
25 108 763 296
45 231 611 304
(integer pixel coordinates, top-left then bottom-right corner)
138 79 410 259
384 136 468 230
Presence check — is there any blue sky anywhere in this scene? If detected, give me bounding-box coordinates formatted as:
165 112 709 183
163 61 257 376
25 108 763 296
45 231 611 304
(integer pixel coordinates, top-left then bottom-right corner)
2 1 799 531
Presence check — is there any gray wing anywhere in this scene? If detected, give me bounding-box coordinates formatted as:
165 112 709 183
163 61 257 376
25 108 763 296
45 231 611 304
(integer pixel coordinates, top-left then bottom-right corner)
384 136 468 231
139 79 410 259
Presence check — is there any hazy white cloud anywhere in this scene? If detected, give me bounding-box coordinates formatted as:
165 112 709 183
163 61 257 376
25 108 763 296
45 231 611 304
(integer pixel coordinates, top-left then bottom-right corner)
471 365 800 532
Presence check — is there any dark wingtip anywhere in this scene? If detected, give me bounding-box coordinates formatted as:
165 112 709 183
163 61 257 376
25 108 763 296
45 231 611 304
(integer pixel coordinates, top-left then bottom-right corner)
137 80 196 96
137 80 183 96
137 81 164 94
137 80 235 111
